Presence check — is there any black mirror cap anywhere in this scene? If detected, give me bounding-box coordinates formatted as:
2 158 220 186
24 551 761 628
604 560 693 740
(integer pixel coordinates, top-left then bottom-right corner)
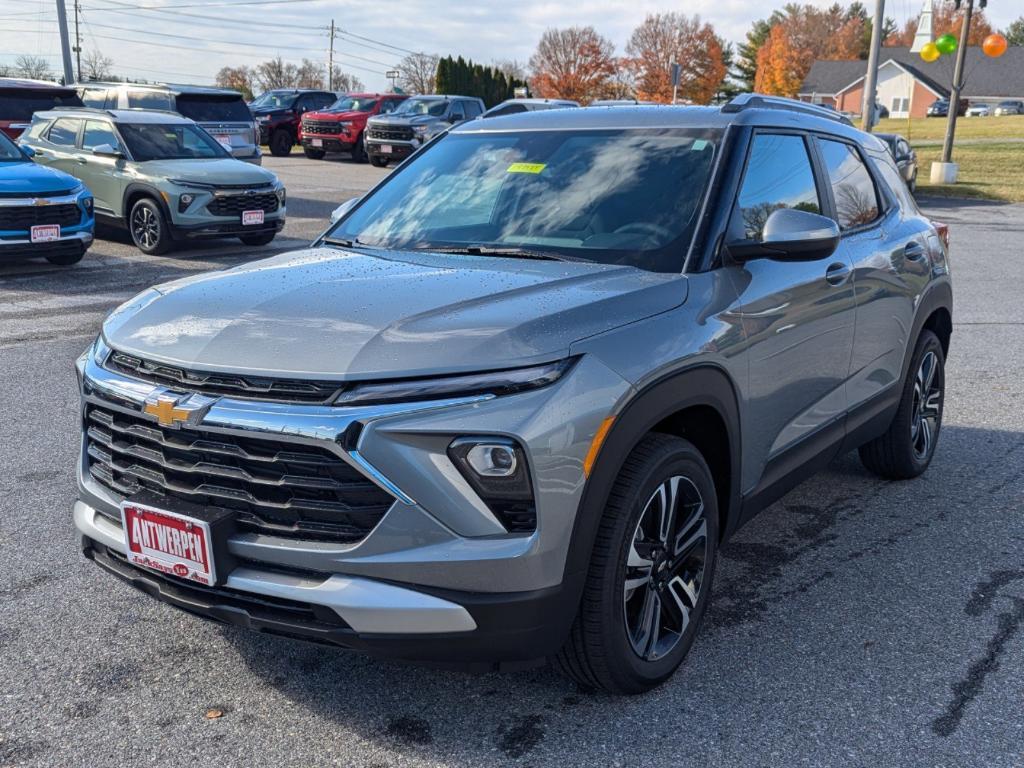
727 208 841 262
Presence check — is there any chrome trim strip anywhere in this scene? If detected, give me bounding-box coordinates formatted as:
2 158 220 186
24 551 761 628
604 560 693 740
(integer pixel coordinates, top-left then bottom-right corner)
0 191 86 207
74 500 476 634
349 450 416 506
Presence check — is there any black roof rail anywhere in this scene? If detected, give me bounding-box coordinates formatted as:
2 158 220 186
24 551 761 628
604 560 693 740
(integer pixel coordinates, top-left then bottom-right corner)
722 93 853 126
48 106 118 117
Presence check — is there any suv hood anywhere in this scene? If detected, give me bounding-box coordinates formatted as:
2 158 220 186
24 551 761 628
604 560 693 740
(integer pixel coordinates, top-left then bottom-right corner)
0 159 79 194
102 247 688 380
251 107 290 118
138 158 277 186
368 114 440 128
308 109 366 122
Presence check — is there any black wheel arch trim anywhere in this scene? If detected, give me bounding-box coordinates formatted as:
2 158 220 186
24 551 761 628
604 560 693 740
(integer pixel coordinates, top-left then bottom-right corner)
122 183 172 225
902 279 952 384
561 363 742 595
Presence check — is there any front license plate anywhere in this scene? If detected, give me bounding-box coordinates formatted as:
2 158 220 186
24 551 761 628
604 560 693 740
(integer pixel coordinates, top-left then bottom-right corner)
380 144 392 154
121 501 216 585
311 138 323 147
31 224 60 243
242 209 264 226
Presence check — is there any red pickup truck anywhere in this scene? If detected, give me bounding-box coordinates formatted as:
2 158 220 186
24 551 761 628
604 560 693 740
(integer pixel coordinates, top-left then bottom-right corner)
299 93 407 163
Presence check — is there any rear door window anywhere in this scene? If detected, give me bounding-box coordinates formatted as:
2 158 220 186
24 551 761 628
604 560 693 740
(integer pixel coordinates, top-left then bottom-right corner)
463 100 483 118
47 117 81 147
449 102 466 121
82 120 120 151
734 133 822 242
128 90 172 110
818 139 881 230
175 95 252 122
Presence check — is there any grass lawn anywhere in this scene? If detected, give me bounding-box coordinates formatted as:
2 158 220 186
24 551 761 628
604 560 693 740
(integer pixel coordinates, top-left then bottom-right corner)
872 116 1024 202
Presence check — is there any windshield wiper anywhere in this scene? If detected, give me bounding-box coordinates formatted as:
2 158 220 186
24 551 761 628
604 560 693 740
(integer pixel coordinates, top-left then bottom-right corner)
322 237 379 249
430 246 578 262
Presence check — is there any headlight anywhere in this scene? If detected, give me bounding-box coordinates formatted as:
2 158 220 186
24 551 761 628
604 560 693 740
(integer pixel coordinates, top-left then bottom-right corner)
412 125 428 134
332 358 576 407
93 334 111 365
276 186 286 206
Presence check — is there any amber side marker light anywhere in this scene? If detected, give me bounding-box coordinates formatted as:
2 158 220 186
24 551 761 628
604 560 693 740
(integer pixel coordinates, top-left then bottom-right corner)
583 416 615 477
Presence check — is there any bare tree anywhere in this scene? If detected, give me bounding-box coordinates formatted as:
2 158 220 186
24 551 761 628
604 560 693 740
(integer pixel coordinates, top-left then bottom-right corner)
255 56 298 91
328 66 364 93
491 58 527 83
0 64 12 78
82 50 114 82
15 54 52 80
396 52 438 95
215 65 256 100
295 58 323 89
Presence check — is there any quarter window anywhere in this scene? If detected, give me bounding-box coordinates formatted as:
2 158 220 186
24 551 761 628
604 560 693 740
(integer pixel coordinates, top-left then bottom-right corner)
735 133 821 241
818 139 880 230
463 100 482 118
47 117 80 147
127 90 171 110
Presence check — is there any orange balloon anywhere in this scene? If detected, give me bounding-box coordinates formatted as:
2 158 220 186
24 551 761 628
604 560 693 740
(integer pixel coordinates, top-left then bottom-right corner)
983 33 1008 58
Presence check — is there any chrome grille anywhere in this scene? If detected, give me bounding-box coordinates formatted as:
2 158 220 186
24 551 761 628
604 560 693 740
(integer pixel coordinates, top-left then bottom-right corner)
367 126 413 141
0 203 80 230
207 193 279 217
106 351 343 403
85 404 395 542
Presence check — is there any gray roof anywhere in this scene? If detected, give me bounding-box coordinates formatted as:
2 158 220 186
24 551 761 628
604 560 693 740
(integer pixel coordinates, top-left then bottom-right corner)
37 107 194 124
77 81 244 97
800 47 1024 99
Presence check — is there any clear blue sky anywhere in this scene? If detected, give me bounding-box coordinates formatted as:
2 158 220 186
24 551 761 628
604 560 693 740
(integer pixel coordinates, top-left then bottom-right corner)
0 0 1018 91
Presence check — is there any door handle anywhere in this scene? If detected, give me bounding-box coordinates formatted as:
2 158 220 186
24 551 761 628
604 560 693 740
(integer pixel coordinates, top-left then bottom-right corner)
825 262 851 286
76 157 87 164
904 241 926 260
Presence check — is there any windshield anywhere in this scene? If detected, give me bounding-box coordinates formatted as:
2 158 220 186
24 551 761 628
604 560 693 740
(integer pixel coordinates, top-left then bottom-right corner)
393 98 447 117
327 96 377 113
118 123 229 161
329 128 720 273
250 92 296 109
0 130 25 160
176 94 252 122
0 89 83 121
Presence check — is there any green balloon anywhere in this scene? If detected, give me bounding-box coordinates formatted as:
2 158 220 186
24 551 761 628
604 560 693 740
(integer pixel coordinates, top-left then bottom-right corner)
936 34 958 54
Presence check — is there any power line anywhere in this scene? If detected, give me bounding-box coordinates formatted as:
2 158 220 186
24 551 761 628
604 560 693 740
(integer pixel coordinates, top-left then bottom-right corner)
93 0 322 9
84 0 322 30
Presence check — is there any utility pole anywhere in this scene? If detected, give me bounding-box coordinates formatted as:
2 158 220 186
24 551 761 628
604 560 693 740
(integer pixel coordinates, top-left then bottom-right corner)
73 0 82 82
54 0 75 85
861 0 885 132
327 20 336 91
941 0 973 163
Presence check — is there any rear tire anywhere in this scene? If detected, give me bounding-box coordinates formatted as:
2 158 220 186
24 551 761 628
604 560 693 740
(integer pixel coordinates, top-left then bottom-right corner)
859 330 945 479
128 198 172 255
554 433 718 695
369 155 389 168
303 146 326 159
44 246 84 266
352 133 368 163
269 129 292 157
238 232 276 247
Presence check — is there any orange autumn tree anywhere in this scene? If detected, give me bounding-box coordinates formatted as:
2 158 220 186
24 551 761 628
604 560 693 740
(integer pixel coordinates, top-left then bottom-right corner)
625 12 726 104
529 26 616 104
887 0 994 46
755 24 805 97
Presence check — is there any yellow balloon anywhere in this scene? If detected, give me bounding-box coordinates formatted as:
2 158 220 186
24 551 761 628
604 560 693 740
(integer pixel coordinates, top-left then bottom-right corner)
920 42 941 62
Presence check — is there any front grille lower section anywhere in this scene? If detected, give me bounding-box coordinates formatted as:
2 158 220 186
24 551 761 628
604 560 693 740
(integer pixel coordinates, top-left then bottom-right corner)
302 119 342 135
106 350 344 403
367 126 414 142
207 193 279 217
84 404 395 543
0 203 80 230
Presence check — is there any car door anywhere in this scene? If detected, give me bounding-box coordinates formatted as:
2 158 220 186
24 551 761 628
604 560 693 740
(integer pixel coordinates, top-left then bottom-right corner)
818 138 933 418
723 131 857 481
33 117 81 175
78 119 126 219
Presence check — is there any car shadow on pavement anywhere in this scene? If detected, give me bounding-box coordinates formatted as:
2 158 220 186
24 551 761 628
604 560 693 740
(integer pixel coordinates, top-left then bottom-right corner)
217 425 1024 763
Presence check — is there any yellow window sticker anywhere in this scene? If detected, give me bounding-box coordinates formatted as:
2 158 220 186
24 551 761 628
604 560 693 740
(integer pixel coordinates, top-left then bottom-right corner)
507 162 546 174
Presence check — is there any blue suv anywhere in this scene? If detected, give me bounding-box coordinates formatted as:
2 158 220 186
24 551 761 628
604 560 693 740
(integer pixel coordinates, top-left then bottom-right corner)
0 130 93 265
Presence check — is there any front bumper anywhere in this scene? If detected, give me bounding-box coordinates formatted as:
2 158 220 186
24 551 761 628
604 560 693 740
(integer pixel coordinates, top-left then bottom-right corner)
0 229 92 261
365 137 420 161
301 136 355 153
74 346 629 663
170 215 284 241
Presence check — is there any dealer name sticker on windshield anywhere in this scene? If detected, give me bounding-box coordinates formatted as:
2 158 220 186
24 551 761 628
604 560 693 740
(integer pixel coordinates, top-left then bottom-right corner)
507 162 546 174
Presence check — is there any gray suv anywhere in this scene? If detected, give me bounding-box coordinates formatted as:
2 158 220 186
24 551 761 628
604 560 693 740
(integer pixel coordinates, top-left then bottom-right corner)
74 95 952 694
364 94 485 167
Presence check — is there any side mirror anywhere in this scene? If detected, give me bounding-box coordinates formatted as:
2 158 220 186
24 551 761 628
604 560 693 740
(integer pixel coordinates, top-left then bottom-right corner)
20 145 35 158
727 208 840 262
330 196 360 224
92 144 122 158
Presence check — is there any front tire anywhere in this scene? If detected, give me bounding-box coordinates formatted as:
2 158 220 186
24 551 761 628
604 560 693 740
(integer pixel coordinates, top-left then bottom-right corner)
128 198 172 255
238 231 276 247
859 329 945 479
555 433 718 694
369 154 388 168
45 246 84 266
352 133 368 163
303 146 326 159
269 129 292 157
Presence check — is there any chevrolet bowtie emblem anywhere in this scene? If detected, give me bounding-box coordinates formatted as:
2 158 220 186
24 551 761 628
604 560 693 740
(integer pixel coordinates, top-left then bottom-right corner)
33 198 51 206
142 391 214 429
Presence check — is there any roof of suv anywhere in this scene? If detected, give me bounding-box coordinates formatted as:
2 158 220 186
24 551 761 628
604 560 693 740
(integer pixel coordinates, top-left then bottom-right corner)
77 81 244 98
0 77 77 92
455 97 886 152
35 107 193 125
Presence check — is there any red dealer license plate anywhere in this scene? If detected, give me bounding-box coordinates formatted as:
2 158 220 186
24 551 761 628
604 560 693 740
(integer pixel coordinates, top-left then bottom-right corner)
31 224 60 243
121 501 216 585
242 209 264 226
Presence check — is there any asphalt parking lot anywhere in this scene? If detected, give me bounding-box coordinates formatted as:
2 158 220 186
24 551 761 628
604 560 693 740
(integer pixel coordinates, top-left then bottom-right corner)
1 155 1022 768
